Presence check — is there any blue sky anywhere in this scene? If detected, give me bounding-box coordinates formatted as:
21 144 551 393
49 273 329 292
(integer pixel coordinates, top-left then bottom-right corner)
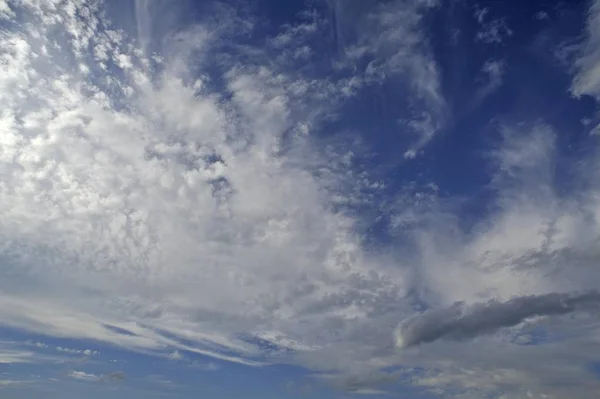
1 0 600 398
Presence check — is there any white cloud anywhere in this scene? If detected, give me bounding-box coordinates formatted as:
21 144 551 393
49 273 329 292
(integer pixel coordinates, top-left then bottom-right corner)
572 0 600 99
1 1 600 398
385 122 600 397
571 0 600 134
0 349 35 364
1 340 89 365
0 0 408 378
56 346 99 356
474 6 513 44
68 370 101 382
328 0 446 157
0 379 28 387
0 0 13 19
474 59 505 104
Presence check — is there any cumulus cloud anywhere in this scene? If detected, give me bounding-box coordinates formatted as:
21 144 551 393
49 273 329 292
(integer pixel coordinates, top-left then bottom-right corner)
396 290 600 348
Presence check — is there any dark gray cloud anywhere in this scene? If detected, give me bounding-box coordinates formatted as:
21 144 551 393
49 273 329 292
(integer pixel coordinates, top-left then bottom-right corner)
396 290 600 348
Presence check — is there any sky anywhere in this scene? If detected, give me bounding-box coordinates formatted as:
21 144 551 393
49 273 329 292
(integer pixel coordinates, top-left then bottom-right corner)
1 0 600 398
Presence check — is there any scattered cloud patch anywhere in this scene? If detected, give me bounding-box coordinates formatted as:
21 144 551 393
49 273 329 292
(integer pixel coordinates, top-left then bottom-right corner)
474 6 513 44
534 11 549 21
56 346 99 356
167 350 183 361
68 370 101 382
68 370 124 383
329 0 446 157
477 59 505 100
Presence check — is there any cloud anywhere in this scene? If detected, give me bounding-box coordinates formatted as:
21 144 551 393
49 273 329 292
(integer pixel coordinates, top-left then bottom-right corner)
534 11 549 21
377 120 600 397
458 59 506 117
0 349 35 364
475 60 505 102
0 0 408 378
474 6 513 44
0 379 29 388
167 350 183 360
68 370 124 383
327 0 446 157
56 346 99 356
68 370 102 382
571 0 600 99
105 371 125 381
571 0 600 134
396 290 600 348
0 341 44 364
1 1 600 398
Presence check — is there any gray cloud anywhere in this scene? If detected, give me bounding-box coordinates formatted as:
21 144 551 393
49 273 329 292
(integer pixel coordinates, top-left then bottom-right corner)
396 290 600 348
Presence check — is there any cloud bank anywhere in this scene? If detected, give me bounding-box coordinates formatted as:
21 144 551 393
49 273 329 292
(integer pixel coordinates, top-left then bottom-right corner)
396 290 600 348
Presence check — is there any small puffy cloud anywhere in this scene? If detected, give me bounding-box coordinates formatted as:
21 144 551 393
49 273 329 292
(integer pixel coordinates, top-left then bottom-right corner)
68 370 101 382
56 346 99 356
